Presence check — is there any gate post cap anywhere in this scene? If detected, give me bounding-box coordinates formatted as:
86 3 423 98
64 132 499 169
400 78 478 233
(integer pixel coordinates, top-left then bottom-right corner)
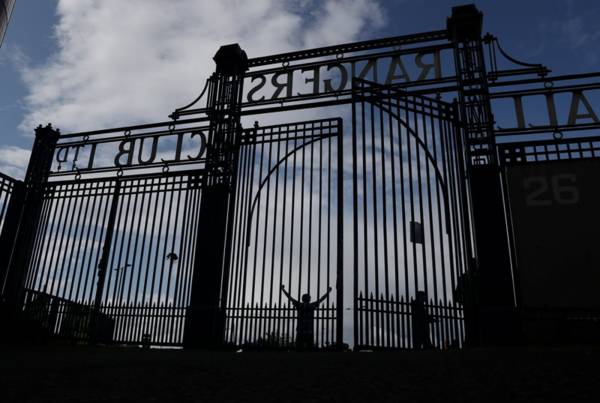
447 4 483 42
34 123 60 139
213 44 248 75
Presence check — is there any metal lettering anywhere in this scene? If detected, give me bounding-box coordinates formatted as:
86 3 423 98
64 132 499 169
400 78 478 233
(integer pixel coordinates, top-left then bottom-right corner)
137 135 159 165
568 91 599 125
385 56 411 84
352 58 378 81
270 71 294 99
114 139 135 167
187 131 207 160
297 66 320 96
322 63 348 93
55 147 69 171
415 50 442 80
71 144 85 170
247 75 267 102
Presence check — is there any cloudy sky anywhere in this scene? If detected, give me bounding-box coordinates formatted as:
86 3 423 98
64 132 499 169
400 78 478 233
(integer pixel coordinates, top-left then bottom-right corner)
0 0 599 178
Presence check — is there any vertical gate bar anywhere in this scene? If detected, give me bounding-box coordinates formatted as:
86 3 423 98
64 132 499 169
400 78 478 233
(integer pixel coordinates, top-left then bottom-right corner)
77 182 106 303
286 129 298 344
307 124 314 304
55 182 82 300
378 93 391 348
401 97 413 346
171 180 190 343
84 181 111 304
336 119 344 349
259 130 272 340
129 179 147 305
434 107 449 306
23 188 50 293
452 104 477 346
396 95 409 313
90 180 120 344
269 127 282 342
277 133 290 344
159 179 177 338
242 141 258 345
387 96 400 325
406 97 418 303
360 86 370 347
142 179 159 306
65 182 92 302
78 182 102 303
327 124 334 346
369 95 380 348
414 96 428 301
105 180 127 304
250 129 265 327
148 179 168 306
50 183 79 297
243 138 257 344
298 124 306 300
227 143 243 345
165 183 181 342
121 179 140 305
114 181 132 304
441 114 459 311
351 85 359 348
40 185 67 295
233 146 250 344
424 99 438 304
62 184 87 302
444 117 461 348
315 127 322 345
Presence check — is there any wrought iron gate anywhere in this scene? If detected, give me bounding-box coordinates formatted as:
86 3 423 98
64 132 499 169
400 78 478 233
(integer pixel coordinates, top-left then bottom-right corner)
224 118 343 348
21 172 203 346
351 79 472 349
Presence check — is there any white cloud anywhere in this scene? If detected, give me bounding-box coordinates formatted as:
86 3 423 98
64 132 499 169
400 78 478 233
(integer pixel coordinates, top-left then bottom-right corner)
0 145 29 178
18 0 385 134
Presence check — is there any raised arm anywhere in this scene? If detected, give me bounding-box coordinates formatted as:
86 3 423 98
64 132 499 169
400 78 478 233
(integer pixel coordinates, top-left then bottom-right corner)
281 285 299 305
315 286 333 305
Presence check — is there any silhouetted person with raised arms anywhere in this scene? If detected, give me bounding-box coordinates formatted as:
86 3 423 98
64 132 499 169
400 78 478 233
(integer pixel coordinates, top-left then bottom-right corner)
281 284 332 350
411 290 434 349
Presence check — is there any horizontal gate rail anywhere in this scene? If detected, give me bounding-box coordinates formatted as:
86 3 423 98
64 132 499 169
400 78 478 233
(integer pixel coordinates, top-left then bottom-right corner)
22 288 186 346
356 295 464 350
225 303 337 349
499 136 600 165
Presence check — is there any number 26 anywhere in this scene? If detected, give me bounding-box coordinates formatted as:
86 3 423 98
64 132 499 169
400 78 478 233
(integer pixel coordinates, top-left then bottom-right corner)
524 174 579 206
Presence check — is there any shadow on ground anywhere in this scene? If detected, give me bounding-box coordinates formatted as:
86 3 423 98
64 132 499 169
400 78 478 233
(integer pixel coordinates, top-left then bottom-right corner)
1 346 599 402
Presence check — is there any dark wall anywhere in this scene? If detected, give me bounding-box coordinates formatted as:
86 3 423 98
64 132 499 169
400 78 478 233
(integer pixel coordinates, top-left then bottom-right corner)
507 158 600 309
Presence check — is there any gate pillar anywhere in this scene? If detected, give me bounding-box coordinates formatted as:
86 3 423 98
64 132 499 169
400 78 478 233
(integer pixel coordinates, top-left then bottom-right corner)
1 124 58 313
448 5 520 346
183 44 247 349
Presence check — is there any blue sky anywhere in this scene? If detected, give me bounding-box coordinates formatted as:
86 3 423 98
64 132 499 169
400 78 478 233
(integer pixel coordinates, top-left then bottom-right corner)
1 0 599 178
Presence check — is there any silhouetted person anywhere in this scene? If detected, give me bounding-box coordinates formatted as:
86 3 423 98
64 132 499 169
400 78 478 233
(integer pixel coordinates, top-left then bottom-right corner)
281 285 332 350
411 291 433 349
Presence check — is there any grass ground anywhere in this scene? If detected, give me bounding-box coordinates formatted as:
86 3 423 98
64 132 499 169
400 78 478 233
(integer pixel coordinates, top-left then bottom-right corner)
1 345 599 402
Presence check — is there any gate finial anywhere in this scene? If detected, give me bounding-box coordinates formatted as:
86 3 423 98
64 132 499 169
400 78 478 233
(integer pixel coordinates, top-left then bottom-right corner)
447 4 483 42
213 43 248 75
